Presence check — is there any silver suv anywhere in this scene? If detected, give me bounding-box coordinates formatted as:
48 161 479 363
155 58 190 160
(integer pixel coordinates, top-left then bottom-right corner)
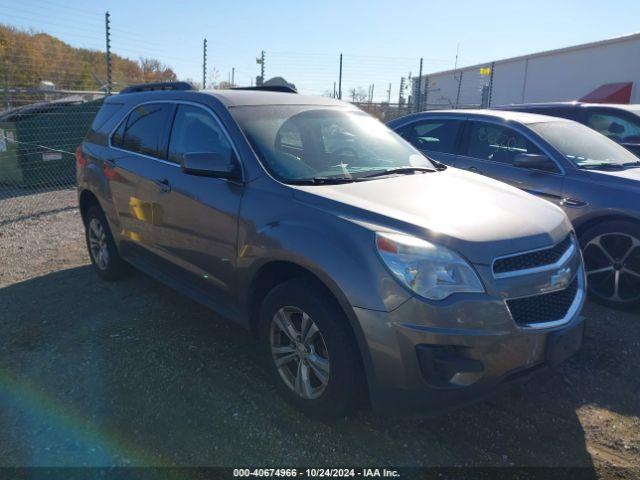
77 83 586 418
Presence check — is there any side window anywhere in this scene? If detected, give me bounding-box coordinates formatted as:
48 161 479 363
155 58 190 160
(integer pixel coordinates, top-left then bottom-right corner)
111 118 126 148
586 112 640 143
537 108 575 120
407 119 462 153
394 124 413 140
168 104 233 164
114 103 172 158
466 122 548 167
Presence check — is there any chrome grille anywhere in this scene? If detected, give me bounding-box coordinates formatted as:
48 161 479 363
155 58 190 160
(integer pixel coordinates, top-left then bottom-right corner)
493 235 573 276
506 277 579 327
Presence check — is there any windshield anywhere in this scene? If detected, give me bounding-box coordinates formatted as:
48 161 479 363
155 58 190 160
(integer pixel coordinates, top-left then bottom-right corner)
230 105 432 182
529 121 640 168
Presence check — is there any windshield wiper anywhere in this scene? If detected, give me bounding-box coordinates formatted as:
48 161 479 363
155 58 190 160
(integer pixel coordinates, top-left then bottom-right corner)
361 166 437 179
578 163 625 170
288 176 360 185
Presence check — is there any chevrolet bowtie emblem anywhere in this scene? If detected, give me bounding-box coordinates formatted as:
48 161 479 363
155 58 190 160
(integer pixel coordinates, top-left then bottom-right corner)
550 267 572 289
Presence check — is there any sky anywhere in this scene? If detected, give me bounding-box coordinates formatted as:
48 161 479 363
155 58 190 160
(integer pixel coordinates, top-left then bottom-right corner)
5 0 640 100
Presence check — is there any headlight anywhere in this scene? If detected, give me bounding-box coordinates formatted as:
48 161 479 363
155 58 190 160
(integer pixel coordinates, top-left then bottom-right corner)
376 232 484 300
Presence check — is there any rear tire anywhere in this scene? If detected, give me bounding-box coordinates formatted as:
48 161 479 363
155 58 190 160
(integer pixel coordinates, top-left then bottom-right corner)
580 219 640 311
259 278 362 420
84 205 130 281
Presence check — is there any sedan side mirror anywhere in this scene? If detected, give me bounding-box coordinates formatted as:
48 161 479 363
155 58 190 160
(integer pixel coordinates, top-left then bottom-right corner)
513 153 555 171
181 152 240 179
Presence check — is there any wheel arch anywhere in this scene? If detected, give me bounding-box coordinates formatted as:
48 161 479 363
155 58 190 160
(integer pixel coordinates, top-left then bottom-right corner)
246 259 374 400
79 189 102 225
574 213 640 240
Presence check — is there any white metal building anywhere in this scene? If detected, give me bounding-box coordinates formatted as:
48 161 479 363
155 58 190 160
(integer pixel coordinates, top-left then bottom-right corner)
414 32 640 109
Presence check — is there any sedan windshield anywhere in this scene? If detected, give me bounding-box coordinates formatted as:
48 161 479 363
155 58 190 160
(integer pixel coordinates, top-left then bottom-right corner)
529 121 640 168
230 105 432 182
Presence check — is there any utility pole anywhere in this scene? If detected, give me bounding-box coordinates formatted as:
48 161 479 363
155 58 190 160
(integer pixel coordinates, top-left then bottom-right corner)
398 77 404 105
423 77 429 110
259 50 265 85
338 53 343 100
333 81 336 98
370 84 375 103
454 44 462 108
104 11 112 95
455 71 463 108
387 83 391 103
415 57 423 113
487 61 495 107
202 38 207 89
231 67 235 87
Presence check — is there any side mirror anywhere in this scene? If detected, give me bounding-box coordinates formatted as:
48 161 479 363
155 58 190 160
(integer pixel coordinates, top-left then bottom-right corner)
181 152 239 179
513 153 555 171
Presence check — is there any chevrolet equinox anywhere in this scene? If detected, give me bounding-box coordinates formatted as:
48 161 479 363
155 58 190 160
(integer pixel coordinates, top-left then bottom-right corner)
77 83 586 419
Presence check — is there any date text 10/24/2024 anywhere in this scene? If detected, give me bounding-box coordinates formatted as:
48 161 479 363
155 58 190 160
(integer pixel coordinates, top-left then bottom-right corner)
232 469 401 477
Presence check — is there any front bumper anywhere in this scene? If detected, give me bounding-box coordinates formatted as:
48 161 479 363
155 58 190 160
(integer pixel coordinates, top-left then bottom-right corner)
355 262 586 414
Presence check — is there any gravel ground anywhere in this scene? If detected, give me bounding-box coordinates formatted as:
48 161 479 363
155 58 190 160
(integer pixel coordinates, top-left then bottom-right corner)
0 192 638 477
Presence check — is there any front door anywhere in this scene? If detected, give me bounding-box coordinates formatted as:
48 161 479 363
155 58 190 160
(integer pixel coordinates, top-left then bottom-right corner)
455 120 565 206
150 103 243 311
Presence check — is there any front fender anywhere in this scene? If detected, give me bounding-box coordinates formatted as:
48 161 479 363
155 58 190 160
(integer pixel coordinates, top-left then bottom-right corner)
238 212 411 313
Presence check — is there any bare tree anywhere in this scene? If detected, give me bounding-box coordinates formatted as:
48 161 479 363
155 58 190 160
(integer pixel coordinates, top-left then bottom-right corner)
348 86 368 103
138 57 177 82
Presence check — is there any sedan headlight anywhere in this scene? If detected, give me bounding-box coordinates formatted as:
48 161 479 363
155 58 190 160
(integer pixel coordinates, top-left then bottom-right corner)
376 232 484 300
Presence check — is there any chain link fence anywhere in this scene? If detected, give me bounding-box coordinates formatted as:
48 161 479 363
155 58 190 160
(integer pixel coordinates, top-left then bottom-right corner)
0 6 463 226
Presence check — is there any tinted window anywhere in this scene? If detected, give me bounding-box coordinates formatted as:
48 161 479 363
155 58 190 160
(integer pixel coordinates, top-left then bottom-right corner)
117 103 172 158
466 122 549 168
111 118 126 148
168 104 233 164
536 108 576 120
586 112 640 143
407 119 462 153
90 102 123 132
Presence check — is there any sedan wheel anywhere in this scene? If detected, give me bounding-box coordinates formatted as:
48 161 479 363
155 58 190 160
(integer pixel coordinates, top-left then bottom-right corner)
88 217 110 270
270 306 330 400
584 232 640 305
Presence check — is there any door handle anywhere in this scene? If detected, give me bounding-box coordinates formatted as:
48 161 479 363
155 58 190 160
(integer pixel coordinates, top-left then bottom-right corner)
154 177 171 193
560 197 587 208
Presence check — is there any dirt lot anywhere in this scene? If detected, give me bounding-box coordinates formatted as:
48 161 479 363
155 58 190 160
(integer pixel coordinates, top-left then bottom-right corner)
0 192 638 477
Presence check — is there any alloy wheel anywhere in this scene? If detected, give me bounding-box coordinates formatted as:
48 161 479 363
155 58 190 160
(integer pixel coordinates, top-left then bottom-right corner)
270 306 330 400
88 218 109 270
584 232 640 303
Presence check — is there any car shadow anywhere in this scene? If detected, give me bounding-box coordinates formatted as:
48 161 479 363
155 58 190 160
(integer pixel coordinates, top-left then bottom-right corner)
0 265 636 472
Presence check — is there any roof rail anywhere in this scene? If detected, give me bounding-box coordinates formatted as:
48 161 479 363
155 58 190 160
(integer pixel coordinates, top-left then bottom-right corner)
231 85 297 94
119 81 194 94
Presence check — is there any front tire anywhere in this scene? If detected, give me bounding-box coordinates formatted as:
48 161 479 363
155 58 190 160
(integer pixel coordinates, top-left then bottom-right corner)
580 220 640 310
84 205 130 281
259 278 363 420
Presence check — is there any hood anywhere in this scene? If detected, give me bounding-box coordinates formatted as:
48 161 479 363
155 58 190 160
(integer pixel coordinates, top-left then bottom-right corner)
585 166 640 192
291 168 571 265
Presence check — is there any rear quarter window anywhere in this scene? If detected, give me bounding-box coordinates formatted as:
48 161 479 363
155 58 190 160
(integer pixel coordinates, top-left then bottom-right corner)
86 102 124 144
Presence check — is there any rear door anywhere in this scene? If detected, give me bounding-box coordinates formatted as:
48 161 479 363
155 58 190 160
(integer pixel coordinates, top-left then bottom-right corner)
455 120 565 205
148 103 243 311
396 117 463 165
108 102 174 258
